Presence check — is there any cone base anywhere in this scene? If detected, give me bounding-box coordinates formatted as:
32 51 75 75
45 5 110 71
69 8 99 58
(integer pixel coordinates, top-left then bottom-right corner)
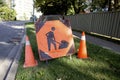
77 53 88 59
23 60 38 68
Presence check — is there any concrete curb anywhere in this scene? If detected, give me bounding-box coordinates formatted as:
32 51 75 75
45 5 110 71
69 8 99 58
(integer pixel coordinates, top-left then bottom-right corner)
5 34 25 80
0 45 17 80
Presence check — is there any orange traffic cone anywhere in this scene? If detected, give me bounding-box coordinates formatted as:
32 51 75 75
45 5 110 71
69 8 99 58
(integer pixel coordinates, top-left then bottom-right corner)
23 35 38 68
77 32 88 58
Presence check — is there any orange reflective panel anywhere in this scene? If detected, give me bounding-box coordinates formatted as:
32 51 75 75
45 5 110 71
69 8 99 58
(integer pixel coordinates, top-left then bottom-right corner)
36 20 75 61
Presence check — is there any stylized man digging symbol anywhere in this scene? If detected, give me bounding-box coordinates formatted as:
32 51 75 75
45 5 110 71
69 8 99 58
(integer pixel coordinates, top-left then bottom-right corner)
46 27 57 51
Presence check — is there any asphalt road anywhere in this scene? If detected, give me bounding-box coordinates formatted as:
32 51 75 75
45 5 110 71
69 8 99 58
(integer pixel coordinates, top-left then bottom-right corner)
0 21 26 80
0 21 25 63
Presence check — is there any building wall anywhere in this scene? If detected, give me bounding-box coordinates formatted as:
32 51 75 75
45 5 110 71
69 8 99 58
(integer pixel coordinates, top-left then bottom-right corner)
13 0 42 20
14 0 33 20
5 0 11 8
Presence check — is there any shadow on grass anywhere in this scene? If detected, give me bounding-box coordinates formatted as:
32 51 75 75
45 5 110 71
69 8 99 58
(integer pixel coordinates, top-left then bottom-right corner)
45 59 96 80
17 53 120 80
17 55 97 80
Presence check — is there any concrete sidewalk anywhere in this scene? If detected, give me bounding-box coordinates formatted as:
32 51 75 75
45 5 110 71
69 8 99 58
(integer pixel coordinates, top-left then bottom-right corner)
5 35 25 80
0 34 25 80
73 31 120 54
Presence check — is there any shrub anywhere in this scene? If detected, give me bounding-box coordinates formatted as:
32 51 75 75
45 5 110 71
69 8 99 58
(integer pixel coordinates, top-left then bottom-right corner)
0 6 16 21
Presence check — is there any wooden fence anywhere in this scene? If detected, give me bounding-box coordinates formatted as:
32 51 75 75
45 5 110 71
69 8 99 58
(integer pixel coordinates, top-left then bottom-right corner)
66 11 120 39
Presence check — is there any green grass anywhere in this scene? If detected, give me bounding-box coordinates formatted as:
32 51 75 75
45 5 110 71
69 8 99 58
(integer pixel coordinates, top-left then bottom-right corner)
16 23 120 80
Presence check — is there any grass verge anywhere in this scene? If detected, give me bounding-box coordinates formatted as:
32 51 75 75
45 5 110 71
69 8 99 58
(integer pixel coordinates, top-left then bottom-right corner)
16 22 120 80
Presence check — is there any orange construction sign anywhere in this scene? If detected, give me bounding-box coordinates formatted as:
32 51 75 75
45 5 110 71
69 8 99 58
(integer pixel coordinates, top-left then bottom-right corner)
35 15 75 61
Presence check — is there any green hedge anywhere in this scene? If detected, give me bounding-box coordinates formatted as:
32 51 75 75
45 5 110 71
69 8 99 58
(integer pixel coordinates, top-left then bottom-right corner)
0 6 16 21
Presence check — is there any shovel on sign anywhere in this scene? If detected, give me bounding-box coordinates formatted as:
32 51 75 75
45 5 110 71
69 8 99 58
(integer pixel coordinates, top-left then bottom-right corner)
55 40 69 49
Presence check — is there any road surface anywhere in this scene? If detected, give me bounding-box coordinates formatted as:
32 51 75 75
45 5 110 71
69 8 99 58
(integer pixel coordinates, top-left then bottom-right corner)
0 21 26 80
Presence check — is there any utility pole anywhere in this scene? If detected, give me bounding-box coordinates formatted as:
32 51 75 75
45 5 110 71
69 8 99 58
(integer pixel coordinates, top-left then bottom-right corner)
33 0 35 22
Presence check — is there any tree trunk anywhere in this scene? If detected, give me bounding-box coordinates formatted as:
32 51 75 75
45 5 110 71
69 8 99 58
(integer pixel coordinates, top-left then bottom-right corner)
108 0 112 11
71 1 81 14
114 0 118 11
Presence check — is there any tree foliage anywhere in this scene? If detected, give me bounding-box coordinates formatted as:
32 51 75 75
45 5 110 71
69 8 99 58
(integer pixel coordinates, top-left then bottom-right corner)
35 0 87 15
35 0 120 15
90 0 108 11
0 0 6 7
35 0 70 15
0 6 16 21
70 0 87 13
91 0 120 12
0 0 16 21
108 0 120 11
